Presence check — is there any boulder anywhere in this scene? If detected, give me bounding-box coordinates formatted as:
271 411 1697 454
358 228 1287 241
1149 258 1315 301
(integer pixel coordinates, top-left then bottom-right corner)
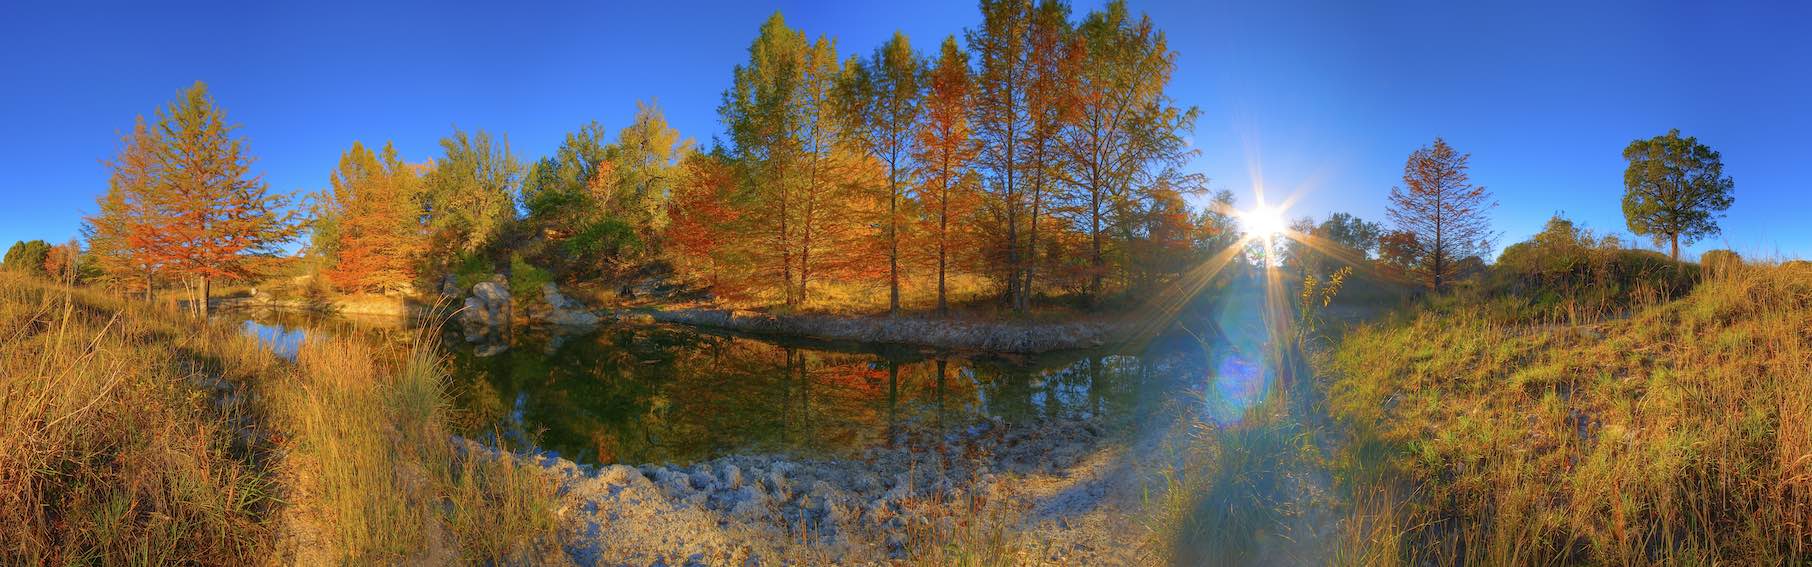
459 278 512 347
537 282 601 327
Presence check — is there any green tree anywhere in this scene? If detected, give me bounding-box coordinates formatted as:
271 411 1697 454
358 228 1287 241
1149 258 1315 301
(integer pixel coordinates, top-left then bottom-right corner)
521 121 610 236
423 127 520 256
1621 128 1734 261
838 32 924 315
603 101 691 241
3 240 51 275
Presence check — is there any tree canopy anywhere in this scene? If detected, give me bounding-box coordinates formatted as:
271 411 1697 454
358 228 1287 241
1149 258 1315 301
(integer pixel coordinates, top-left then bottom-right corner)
1621 128 1734 261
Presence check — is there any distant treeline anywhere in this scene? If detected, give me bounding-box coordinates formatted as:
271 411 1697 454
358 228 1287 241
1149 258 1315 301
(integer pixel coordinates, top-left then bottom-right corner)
30 0 1737 316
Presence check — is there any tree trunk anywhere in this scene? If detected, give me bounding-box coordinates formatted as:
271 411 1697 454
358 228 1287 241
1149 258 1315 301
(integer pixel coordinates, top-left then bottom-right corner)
1023 170 1042 314
199 275 210 319
888 167 900 316
1670 233 1680 262
1090 190 1103 303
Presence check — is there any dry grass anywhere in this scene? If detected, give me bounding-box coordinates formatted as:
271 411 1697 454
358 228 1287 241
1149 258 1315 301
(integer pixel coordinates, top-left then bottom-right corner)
1324 262 1812 564
0 272 277 564
0 273 558 565
269 319 561 564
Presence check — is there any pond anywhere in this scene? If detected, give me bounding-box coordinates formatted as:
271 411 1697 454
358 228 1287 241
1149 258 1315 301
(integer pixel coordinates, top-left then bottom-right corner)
231 303 1274 467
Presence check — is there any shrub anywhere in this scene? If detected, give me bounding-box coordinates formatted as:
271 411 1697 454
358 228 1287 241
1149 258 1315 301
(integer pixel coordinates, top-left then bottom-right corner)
1488 215 1696 319
507 253 552 303
1700 248 1743 278
563 217 641 272
2 240 50 275
451 252 494 292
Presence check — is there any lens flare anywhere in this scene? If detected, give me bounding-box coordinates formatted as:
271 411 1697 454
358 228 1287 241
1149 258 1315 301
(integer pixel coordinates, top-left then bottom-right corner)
1239 204 1287 238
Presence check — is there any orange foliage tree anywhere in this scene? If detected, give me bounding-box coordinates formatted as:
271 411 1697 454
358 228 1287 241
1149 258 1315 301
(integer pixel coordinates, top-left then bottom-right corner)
85 118 166 299
914 37 983 315
92 82 300 316
318 141 426 294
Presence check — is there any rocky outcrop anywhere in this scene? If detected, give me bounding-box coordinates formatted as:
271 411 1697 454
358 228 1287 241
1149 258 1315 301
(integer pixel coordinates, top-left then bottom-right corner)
460 277 512 349
534 283 600 328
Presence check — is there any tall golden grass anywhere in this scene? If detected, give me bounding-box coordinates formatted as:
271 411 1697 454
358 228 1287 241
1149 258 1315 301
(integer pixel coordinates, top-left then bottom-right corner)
1325 261 1812 564
0 273 558 565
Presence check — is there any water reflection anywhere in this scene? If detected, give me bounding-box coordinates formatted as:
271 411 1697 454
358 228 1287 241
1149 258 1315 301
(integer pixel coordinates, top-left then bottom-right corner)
449 327 1192 465
228 310 1213 466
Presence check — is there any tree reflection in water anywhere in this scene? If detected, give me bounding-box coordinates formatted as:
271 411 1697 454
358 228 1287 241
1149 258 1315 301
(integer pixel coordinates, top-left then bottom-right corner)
231 311 1207 467
446 325 1198 466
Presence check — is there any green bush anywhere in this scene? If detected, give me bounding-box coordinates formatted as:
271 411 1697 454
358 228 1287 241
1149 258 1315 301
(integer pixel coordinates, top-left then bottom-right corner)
507 254 552 304
2 240 50 275
564 218 640 265
1487 215 1696 319
452 253 494 292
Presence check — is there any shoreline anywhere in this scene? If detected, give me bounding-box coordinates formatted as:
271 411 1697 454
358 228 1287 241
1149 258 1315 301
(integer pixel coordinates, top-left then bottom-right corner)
464 415 1144 565
617 306 1136 354
217 293 1140 354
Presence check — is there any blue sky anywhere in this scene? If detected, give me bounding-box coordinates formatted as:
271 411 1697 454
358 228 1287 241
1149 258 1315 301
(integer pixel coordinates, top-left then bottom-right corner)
3 0 1807 260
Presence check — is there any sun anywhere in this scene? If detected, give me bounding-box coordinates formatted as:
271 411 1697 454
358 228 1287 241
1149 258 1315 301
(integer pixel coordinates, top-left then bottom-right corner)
1239 204 1288 238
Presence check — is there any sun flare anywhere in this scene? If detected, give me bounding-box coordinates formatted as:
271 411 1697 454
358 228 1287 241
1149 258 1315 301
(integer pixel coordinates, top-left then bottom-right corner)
1239 204 1288 238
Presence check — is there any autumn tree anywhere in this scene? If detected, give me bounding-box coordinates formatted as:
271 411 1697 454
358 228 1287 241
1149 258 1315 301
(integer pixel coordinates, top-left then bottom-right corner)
1019 0 1080 312
134 82 300 318
1621 128 1735 261
423 127 519 258
839 32 923 315
42 241 81 283
1060 0 1201 302
968 0 1033 311
722 13 809 306
317 140 426 294
1376 230 1420 279
794 35 858 305
664 149 745 291
84 117 164 299
601 101 692 243
1386 137 1494 292
914 36 982 316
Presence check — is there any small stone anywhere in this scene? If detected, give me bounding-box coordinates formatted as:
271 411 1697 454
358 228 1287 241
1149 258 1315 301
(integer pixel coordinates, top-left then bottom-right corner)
721 464 743 489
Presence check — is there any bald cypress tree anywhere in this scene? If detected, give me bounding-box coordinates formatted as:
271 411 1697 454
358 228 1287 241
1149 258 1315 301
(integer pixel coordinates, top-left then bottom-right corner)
839 32 924 316
85 117 166 299
1386 138 1494 292
136 82 300 318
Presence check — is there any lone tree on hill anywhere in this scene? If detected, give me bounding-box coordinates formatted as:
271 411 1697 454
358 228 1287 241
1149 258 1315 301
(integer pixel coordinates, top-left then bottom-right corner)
1621 128 1734 261
1386 137 1495 292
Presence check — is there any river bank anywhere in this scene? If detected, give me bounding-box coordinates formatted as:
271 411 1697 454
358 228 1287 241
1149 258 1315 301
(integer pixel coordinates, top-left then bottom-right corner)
214 290 1138 354
621 307 1134 354
464 414 1152 565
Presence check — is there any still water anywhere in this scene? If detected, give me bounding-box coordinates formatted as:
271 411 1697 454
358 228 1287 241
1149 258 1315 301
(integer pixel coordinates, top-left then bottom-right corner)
232 311 1255 466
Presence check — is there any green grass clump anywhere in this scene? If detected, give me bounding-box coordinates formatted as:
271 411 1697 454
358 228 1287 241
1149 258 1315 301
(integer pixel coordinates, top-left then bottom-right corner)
1325 262 1812 564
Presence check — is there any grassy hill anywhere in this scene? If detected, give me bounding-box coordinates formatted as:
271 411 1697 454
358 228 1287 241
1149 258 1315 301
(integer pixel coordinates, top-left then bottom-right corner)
1326 262 1811 563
